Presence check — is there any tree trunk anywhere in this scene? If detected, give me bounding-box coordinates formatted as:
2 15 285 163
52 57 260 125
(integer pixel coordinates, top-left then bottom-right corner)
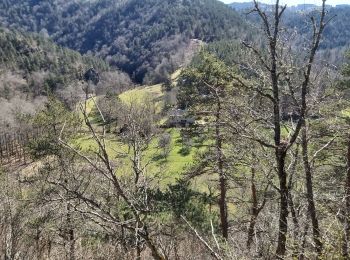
36 228 42 259
288 191 300 258
219 174 228 239
140 227 165 260
247 166 259 249
343 135 350 259
299 223 309 260
276 150 289 259
61 171 75 260
247 177 258 249
66 192 75 260
249 0 327 257
301 125 323 257
216 99 228 239
288 145 300 258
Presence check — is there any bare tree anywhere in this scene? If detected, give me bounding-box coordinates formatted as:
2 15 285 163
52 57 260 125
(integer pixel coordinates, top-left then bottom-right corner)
117 99 157 185
234 0 329 257
56 95 165 259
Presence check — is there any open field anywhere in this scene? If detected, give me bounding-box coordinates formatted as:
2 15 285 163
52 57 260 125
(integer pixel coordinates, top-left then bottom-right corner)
75 73 209 189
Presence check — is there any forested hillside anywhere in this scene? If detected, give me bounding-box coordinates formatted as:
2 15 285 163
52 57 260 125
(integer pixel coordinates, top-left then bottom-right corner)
285 6 350 50
230 3 350 63
0 0 251 83
0 27 131 131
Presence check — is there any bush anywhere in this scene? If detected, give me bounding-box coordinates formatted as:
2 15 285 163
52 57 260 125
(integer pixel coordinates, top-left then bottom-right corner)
158 132 172 158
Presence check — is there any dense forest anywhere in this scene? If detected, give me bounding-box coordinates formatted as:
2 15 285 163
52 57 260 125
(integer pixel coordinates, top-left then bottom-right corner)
1 0 350 259
230 3 350 63
0 27 132 132
0 0 252 83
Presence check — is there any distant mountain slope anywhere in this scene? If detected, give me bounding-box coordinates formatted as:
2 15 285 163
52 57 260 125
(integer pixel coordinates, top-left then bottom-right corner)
285 6 350 51
0 27 121 96
0 27 131 130
229 2 337 11
0 0 252 83
229 2 350 53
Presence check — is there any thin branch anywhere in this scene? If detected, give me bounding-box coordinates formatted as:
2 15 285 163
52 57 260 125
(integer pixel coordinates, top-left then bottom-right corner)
311 137 336 164
181 216 223 260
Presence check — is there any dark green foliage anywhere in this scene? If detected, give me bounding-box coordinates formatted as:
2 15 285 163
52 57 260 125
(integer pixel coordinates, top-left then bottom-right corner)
0 0 252 83
161 77 174 93
178 50 235 109
151 180 215 228
179 146 191 156
83 68 100 85
28 97 80 159
205 39 246 66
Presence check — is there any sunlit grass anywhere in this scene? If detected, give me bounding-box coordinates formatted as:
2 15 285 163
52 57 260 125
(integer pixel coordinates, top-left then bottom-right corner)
73 71 210 189
119 84 164 113
74 128 205 189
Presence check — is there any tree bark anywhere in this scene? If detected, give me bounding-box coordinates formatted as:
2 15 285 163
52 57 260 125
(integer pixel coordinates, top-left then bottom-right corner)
343 135 350 259
247 165 266 249
301 124 323 257
66 201 75 260
287 145 300 258
276 149 289 259
288 191 300 258
140 227 165 260
247 166 258 249
216 98 228 239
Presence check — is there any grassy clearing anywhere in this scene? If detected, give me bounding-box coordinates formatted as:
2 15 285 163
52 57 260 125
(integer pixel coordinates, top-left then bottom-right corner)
74 128 203 189
74 71 210 190
119 84 164 113
119 84 163 103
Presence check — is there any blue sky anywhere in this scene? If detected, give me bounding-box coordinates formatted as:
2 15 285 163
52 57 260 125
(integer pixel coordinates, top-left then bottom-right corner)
219 0 350 6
